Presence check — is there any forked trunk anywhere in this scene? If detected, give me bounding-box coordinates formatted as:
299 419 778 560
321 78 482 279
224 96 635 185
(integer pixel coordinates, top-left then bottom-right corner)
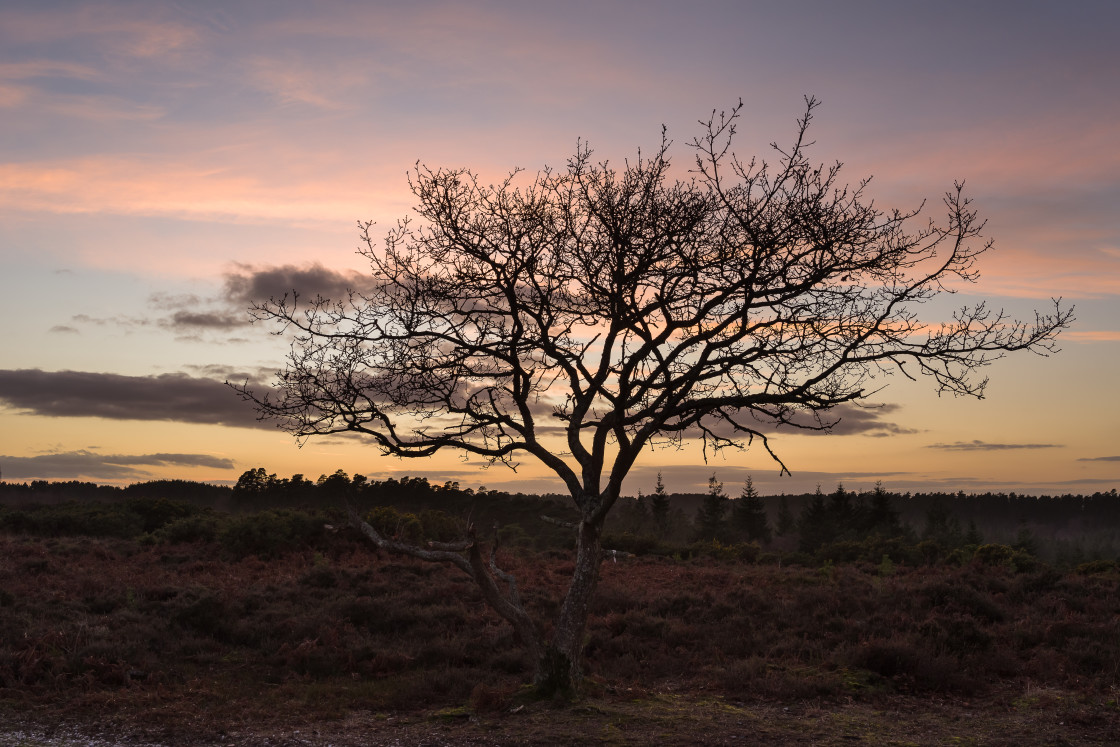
534 519 603 695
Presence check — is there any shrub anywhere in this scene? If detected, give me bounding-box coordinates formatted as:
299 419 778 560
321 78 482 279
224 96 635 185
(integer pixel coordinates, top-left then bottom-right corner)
1076 559 1118 575
124 497 201 533
973 543 1015 566
173 591 232 640
146 512 227 544
219 509 326 557
683 539 760 562
364 506 423 543
497 524 532 549
0 502 144 539
419 510 466 542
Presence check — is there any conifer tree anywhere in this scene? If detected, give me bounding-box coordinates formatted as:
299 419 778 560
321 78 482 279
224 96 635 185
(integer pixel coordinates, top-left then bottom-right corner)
828 482 856 539
922 499 963 547
866 480 901 536
798 484 831 552
694 475 730 541
776 495 796 537
732 475 772 543
964 519 984 546
650 472 671 538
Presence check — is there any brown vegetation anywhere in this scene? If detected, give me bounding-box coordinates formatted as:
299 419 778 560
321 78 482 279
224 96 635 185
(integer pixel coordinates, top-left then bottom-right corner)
2 518 1118 744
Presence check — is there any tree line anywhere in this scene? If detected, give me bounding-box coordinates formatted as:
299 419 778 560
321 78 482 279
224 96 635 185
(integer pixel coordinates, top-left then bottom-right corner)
3 471 1117 564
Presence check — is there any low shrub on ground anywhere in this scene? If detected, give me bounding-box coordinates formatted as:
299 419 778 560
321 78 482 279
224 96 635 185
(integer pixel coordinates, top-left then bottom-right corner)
218 508 331 558
0 527 1118 722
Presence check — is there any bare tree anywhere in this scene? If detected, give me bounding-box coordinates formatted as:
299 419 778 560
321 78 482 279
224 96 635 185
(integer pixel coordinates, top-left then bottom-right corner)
234 97 1071 693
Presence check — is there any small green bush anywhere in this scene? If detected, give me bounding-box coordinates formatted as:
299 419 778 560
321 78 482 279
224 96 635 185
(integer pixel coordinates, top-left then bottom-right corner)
364 506 423 543
146 511 228 544
219 509 326 557
0 502 144 538
419 510 466 542
124 497 201 533
973 543 1016 567
1076 559 1118 575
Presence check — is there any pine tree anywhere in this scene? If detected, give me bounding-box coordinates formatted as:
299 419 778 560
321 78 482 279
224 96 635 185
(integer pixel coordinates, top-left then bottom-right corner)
865 480 901 536
650 472 671 538
776 495 796 537
732 475 771 543
694 475 730 541
964 519 984 546
628 489 651 534
922 498 963 547
828 482 855 538
798 484 831 552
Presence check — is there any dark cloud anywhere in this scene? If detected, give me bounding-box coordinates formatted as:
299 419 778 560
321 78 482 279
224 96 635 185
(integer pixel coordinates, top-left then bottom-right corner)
185 364 275 382
926 440 1063 451
671 403 916 440
522 402 915 440
166 310 245 329
142 264 367 336
0 369 268 428
71 313 151 328
1078 455 1120 462
785 403 918 437
48 325 79 334
223 263 367 305
148 292 202 310
0 449 235 481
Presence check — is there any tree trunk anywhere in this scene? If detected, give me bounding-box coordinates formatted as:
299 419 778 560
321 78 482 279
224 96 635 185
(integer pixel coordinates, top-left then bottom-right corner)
534 519 603 695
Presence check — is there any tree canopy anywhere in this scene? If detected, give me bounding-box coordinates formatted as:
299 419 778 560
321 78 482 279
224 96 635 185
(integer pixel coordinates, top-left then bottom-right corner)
241 98 1069 510
235 98 1071 692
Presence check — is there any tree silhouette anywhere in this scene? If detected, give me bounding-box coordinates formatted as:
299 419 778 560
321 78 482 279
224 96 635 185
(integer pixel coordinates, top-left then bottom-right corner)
234 98 1071 693
694 474 730 541
776 495 796 537
732 475 772 543
649 472 671 538
798 484 831 552
864 480 901 537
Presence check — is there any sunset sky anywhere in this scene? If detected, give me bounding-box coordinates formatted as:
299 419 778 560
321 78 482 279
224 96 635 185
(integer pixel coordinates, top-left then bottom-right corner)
1 0 1117 496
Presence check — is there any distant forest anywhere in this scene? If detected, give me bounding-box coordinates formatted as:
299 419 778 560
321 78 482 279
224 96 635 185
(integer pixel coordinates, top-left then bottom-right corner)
1 469 1118 568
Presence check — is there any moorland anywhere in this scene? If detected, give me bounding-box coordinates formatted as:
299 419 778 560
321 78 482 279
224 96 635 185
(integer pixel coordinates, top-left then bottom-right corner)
1 475 1118 745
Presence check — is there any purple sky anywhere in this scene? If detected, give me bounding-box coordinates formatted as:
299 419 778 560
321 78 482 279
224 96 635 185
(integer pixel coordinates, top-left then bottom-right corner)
1 1 1117 495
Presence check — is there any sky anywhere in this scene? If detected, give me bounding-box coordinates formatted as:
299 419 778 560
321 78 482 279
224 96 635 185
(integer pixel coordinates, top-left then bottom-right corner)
1 0 1117 497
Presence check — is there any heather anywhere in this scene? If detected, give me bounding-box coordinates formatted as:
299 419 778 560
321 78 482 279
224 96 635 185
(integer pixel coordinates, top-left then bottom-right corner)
1 482 1119 743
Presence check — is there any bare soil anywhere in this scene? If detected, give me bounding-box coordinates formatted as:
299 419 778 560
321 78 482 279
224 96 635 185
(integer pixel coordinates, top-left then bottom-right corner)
6 686 1120 746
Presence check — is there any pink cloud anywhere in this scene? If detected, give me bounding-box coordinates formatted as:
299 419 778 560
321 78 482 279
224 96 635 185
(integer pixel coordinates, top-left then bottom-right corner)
0 7 202 61
0 155 406 226
1065 330 1120 343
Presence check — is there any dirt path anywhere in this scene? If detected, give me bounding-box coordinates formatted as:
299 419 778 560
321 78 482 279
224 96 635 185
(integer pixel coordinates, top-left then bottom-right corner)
6 691 1119 746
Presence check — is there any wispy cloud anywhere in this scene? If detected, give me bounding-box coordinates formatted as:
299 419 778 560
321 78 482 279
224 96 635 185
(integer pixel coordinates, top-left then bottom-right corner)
0 369 266 428
0 449 233 481
1065 330 1120 343
926 440 1063 451
1078 455 1120 462
244 54 373 109
0 8 203 60
0 60 101 82
0 156 381 224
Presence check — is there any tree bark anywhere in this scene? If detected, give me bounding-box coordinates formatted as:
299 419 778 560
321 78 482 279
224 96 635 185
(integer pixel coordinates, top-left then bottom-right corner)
534 519 603 695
